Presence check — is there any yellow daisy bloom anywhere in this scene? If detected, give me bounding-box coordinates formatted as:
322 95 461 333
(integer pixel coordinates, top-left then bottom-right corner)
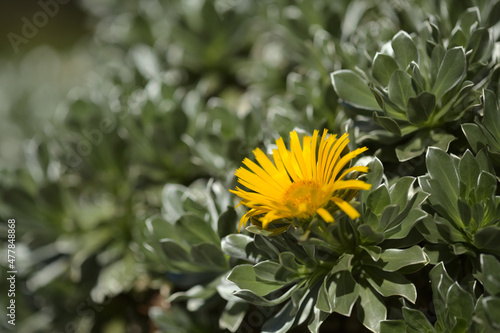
230 129 371 231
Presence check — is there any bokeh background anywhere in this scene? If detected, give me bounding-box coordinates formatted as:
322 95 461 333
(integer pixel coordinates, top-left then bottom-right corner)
1 0 496 332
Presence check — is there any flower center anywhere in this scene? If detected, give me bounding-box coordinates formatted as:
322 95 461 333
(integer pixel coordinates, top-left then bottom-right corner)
282 180 324 215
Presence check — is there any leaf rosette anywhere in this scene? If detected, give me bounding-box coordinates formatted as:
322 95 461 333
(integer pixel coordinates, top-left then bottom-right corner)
331 7 497 161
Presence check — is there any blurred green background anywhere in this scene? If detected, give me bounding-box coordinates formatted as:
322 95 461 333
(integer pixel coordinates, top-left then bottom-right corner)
0 0 89 167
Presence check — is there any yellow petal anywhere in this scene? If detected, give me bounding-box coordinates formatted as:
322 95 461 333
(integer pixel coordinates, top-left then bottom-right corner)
331 197 360 219
329 147 369 184
290 131 308 178
316 207 334 222
331 179 372 192
242 158 285 193
337 165 370 181
238 210 252 231
253 148 291 189
235 168 282 198
323 133 349 184
276 137 301 182
317 130 337 182
310 130 319 179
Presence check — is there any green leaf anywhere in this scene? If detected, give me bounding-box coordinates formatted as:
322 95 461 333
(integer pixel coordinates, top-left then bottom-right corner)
396 129 455 162
480 254 500 296
451 243 474 256
449 27 467 48
417 214 467 244
468 28 493 64
219 301 248 332
481 296 500 330
424 244 456 265
402 306 435 333
442 80 477 122
221 234 253 260
446 283 474 323
162 184 189 223
410 62 425 92
430 45 445 84
476 148 496 175
378 204 400 231
341 0 370 40
457 199 472 227
279 252 300 272
459 150 481 191
370 85 386 110
486 1 500 27
360 245 382 261
474 226 500 256
254 261 281 282
191 242 228 270
380 320 407 333
169 283 218 306
254 235 281 259
391 31 419 69
429 263 454 325
390 135 414 161
388 70 416 109
364 267 417 303
331 70 382 110
160 239 191 262
182 197 207 218
145 216 178 241
307 307 331 333
475 171 497 202
358 224 385 245
367 185 391 215
373 112 402 136
372 53 400 86
390 177 415 210
483 90 500 142
176 213 220 245
472 205 486 232
357 284 387 332
385 208 428 240
333 271 359 316
227 265 285 297
233 282 303 307
365 158 384 190
261 301 295 333
331 253 355 275
376 246 428 272
407 92 435 124
218 208 237 238
462 123 487 152
432 47 466 102
426 147 459 200
457 7 480 38
429 130 456 151
426 178 462 226
316 277 333 313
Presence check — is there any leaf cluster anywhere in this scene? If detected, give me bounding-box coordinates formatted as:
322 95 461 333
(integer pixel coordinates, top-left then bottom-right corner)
332 6 499 161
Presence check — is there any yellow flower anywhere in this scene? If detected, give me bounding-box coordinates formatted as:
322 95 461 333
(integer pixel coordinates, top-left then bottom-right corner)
230 129 371 230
